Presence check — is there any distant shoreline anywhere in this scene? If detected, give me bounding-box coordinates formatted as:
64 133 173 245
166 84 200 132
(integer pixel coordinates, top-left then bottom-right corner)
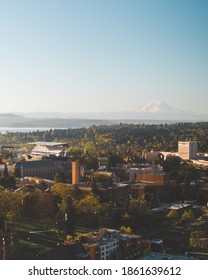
0 127 56 134
0 119 207 134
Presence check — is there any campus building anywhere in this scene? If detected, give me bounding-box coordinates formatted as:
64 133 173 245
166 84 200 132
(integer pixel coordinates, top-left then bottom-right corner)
129 166 176 202
14 142 70 180
178 141 197 160
15 160 56 180
29 142 68 158
82 228 144 260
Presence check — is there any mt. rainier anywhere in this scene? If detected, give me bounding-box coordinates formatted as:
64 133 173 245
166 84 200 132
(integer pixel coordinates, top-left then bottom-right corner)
133 100 184 113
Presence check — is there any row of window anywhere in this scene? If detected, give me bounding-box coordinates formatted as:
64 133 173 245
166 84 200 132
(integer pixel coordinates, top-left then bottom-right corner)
101 242 119 251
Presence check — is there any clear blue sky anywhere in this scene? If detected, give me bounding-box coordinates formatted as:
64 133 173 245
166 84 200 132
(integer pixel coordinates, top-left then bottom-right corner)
0 0 207 114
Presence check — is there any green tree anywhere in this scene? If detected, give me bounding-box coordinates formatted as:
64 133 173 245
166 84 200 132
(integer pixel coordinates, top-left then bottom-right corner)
126 199 153 230
37 193 54 220
161 156 181 180
0 175 16 189
22 193 35 218
51 183 74 215
0 185 5 192
99 202 123 228
178 162 199 183
75 193 101 214
14 166 21 178
108 153 123 168
3 164 9 177
140 190 158 208
54 171 65 183
74 193 101 227
51 183 73 200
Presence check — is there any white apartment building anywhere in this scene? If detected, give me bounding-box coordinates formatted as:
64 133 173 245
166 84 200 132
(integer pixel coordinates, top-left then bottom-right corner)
99 239 119 260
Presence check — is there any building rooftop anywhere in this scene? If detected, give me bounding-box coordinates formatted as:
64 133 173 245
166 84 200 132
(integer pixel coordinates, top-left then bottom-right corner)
28 142 68 158
15 160 56 168
169 203 191 210
152 202 190 213
140 252 193 260
151 239 163 245
119 234 141 241
28 142 68 147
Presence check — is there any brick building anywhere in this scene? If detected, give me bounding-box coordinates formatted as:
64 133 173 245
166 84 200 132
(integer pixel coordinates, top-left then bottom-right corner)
14 142 70 180
131 171 177 202
15 160 56 180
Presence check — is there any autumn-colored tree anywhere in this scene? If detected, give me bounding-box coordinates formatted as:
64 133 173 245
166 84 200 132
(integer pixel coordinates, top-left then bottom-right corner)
74 193 101 214
51 183 75 220
120 225 132 234
189 230 206 249
181 209 195 222
166 209 180 226
51 183 73 200
0 191 23 220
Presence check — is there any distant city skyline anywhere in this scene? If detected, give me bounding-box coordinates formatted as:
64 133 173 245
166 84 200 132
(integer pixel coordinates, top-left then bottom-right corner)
0 0 207 115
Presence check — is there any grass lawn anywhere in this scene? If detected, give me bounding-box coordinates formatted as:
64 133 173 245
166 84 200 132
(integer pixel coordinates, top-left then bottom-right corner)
12 217 64 259
12 218 94 259
16 239 52 259
14 217 55 231
75 225 93 234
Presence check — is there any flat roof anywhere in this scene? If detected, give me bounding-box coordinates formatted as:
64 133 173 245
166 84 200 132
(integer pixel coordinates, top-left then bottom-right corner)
151 239 163 245
28 142 68 147
139 252 193 260
169 203 191 210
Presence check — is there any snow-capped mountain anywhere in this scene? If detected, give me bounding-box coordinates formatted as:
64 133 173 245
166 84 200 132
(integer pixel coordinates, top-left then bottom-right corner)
133 100 184 113
9 100 208 123
126 100 203 120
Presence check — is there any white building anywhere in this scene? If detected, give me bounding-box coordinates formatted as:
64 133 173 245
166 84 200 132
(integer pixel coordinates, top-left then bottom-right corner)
178 141 197 160
29 142 68 158
99 239 119 260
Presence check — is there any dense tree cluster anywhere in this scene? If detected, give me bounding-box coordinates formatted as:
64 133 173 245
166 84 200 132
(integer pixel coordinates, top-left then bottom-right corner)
1 123 208 166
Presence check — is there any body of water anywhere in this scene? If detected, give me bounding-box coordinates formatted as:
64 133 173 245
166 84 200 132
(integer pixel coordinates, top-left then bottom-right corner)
0 120 177 134
0 127 55 134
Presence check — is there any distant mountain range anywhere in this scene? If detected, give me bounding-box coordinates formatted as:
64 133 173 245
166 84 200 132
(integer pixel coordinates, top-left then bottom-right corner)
19 101 208 121
127 100 204 120
0 113 114 128
0 101 207 129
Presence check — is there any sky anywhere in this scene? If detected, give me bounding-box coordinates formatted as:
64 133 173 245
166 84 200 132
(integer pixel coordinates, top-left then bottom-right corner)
0 0 207 114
